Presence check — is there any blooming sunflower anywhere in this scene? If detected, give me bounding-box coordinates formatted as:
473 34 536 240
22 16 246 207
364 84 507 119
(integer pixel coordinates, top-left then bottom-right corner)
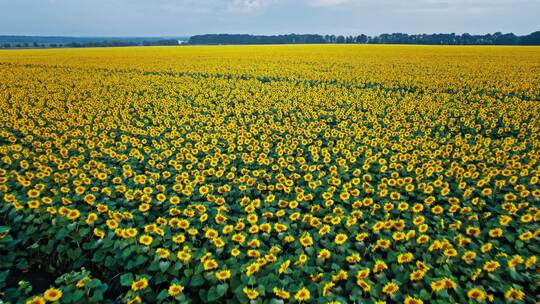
168 284 184 297
43 288 62 302
294 287 310 302
131 278 149 291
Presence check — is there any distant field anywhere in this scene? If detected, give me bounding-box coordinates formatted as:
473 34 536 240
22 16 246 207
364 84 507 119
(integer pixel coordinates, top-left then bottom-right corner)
0 45 539 303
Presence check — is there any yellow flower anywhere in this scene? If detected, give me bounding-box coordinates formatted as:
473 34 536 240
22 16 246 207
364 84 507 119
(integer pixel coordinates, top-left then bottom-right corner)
168 284 184 297
382 282 399 295
243 287 259 300
317 249 332 260
28 200 40 209
294 287 310 302
176 251 191 263
334 233 347 245
483 260 500 272
525 255 537 268
67 209 81 220
93 228 105 239
300 233 313 247
519 231 534 241
131 278 149 291
127 296 142 304
203 259 218 271
156 248 170 259
322 282 335 296
25 296 46 304
215 269 231 281
404 296 423 304
76 276 91 288
397 252 413 264
373 260 388 273
43 287 62 301
139 235 153 246
279 260 291 274
27 189 40 199
462 250 477 262
356 279 371 292
273 287 290 300
504 287 525 300
410 270 425 282
467 288 486 301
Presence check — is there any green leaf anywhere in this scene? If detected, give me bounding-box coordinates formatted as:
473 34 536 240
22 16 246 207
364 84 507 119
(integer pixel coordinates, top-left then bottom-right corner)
120 273 134 286
419 289 430 300
509 268 523 282
191 275 204 287
159 261 171 273
0 270 9 287
157 289 168 301
208 283 229 301
90 290 104 302
122 247 132 258
217 283 229 296
207 286 219 302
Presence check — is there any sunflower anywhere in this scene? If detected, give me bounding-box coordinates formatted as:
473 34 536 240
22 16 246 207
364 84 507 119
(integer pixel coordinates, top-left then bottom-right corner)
376 239 391 250
139 235 153 246
273 287 290 300
43 287 62 301
67 209 81 220
127 296 142 304
131 278 149 291
294 287 310 302
410 270 425 282
397 252 413 264
404 296 423 304
467 288 486 301
85 213 98 224
28 200 40 209
317 249 332 260
519 231 534 241
374 281 395 296
242 287 259 300
25 296 46 304
93 228 105 238
168 284 184 297
27 189 40 198
334 233 347 245
504 287 525 300
322 281 335 296
483 260 500 272
299 233 313 247
138 203 150 212
156 248 170 259
279 260 291 274
203 259 218 271
215 269 231 281
356 279 371 292
461 250 477 262
373 260 388 273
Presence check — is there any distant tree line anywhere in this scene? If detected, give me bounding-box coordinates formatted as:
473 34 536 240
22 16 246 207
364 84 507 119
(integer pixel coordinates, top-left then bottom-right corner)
2 32 539 48
369 32 540 45
61 39 180 48
188 32 540 45
0 38 183 49
188 34 328 45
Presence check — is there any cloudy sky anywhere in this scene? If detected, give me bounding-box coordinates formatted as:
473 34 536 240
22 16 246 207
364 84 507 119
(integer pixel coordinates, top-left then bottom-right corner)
1 0 539 36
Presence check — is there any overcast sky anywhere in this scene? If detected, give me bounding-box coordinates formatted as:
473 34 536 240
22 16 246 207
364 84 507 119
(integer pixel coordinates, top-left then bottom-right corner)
1 0 539 37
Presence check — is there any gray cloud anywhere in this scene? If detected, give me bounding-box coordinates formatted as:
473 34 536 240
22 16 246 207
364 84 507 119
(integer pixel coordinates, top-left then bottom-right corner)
0 0 538 36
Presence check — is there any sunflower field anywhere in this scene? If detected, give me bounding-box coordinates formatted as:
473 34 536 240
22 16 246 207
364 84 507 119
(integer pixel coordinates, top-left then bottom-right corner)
0 45 539 304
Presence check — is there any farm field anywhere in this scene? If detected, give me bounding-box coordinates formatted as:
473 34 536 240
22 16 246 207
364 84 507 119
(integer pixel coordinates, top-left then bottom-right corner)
0 45 539 303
